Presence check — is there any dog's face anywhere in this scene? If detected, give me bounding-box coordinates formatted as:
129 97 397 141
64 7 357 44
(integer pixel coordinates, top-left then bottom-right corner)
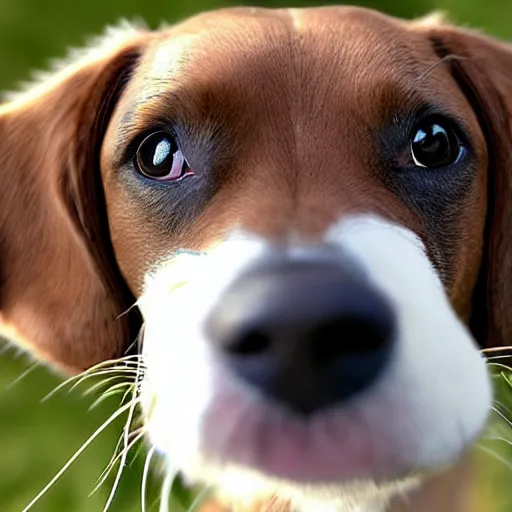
2 5 512 511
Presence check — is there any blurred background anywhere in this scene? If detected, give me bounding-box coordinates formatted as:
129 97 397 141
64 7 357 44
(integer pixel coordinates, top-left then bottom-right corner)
1 0 512 511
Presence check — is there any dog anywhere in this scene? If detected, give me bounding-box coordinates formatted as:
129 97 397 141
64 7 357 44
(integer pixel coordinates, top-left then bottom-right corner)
1 4 511 511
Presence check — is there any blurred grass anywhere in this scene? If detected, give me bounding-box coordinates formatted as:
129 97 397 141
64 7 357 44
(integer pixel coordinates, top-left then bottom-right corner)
475 366 512 512
0 345 148 512
2 0 512 511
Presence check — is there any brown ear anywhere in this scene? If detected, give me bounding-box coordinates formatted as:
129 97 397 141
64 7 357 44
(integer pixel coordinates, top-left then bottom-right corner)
415 20 512 348
0 25 148 373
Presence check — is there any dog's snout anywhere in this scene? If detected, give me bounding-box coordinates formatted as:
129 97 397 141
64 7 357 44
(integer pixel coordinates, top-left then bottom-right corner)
206 257 396 416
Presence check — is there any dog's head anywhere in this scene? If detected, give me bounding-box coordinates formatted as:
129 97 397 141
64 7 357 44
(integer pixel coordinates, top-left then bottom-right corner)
1 5 511 511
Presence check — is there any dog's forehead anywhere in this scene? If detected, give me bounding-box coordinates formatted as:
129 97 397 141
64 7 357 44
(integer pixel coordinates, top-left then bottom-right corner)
147 6 422 74
139 7 425 99
110 6 474 154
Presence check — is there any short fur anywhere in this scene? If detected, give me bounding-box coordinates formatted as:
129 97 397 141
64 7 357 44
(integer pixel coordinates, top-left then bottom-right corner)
0 5 510 511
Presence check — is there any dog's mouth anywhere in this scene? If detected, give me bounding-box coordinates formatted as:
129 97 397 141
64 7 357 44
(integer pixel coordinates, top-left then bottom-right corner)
187 368 418 483
138 215 492 505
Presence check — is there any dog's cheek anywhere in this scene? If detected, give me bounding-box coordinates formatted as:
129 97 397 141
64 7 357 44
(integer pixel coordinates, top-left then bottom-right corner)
326 214 492 465
139 287 214 471
137 239 267 473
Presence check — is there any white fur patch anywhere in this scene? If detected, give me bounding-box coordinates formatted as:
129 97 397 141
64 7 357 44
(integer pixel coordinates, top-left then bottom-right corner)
138 215 491 511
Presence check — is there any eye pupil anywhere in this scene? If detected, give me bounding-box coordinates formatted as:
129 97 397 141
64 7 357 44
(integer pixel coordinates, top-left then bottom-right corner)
135 131 190 180
411 121 460 168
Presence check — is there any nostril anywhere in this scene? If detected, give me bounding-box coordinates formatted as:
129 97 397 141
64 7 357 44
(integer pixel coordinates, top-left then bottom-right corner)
206 257 397 414
227 329 272 356
310 316 393 364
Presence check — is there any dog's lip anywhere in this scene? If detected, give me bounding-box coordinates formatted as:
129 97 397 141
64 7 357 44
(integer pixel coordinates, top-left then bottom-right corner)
199 390 415 484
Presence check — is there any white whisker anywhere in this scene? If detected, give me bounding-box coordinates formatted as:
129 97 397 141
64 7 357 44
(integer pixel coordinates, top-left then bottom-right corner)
477 444 512 472
42 355 144 402
84 375 133 396
485 355 512 362
159 471 175 512
482 434 512 447
116 303 139 321
102 358 145 512
187 485 212 512
94 430 127 490
142 447 156 512
482 347 512 356
89 383 135 411
90 430 145 497
21 399 139 512
492 406 512 429
69 368 139 393
5 362 40 390
124 324 146 355
486 362 512 373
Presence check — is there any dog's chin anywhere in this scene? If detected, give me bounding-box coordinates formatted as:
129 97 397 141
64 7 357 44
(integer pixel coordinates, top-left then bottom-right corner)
171 454 421 512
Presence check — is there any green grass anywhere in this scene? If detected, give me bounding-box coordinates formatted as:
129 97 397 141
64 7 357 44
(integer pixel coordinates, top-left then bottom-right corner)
475 365 512 512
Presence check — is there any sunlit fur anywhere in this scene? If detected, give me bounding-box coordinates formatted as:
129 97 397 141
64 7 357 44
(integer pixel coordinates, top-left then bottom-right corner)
138 215 492 512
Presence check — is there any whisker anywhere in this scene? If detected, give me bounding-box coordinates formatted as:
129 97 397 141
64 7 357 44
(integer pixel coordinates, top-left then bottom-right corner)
129 432 148 467
90 430 145 497
485 355 512 362
68 368 139 394
477 444 512 472
159 471 176 512
136 324 146 355
418 54 466 80
94 430 127 490
116 301 139 321
482 346 512 355
120 382 139 404
491 406 512 429
75 367 140 381
142 447 156 512
89 383 135 411
493 398 512 418
93 422 148 491
487 362 512 372
42 356 144 402
482 434 512 447
21 399 139 512
84 375 132 397
187 485 213 512
102 359 145 512
125 324 146 356
5 362 40 390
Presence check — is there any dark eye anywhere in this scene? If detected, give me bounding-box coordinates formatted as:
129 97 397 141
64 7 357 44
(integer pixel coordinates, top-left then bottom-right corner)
411 120 461 169
135 132 193 181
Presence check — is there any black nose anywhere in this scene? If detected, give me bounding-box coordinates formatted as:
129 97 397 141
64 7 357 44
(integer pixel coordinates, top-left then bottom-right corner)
205 256 396 416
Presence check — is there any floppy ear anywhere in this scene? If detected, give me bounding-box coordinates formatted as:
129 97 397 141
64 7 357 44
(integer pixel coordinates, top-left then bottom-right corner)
415 20 512 348
0 25 148 373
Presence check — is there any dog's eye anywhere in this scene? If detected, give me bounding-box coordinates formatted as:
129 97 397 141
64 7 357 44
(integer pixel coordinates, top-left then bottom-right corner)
135 132 192 180
410 121 461 168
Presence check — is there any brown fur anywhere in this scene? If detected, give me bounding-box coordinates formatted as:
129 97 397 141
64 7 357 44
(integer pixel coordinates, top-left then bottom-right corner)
0 6 511 511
